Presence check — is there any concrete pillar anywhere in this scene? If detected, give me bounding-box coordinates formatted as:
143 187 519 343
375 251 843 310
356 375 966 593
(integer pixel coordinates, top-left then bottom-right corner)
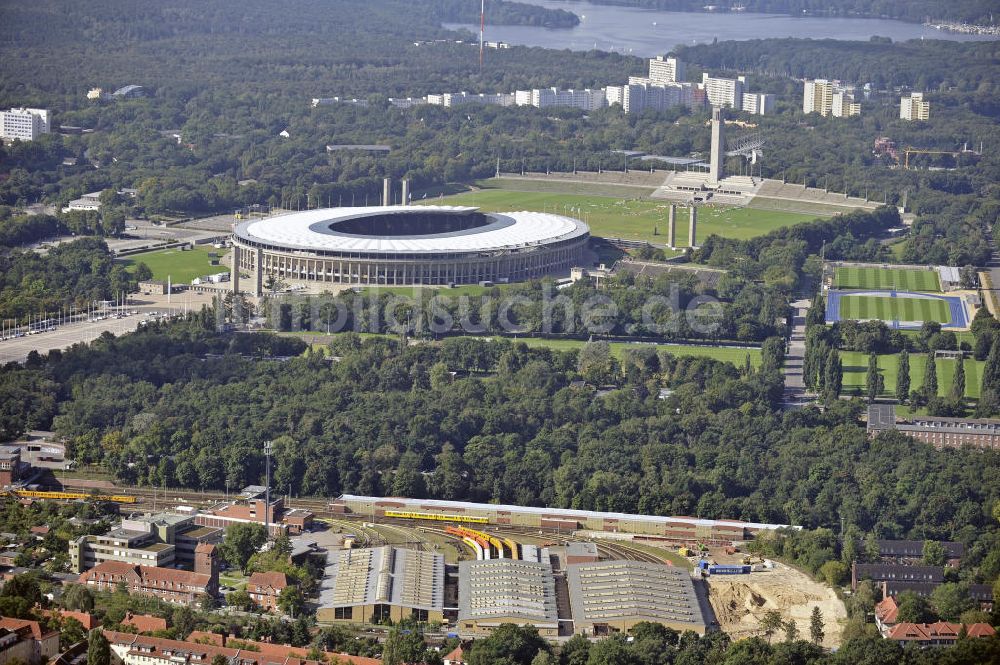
689 206 698 248
667 204 676 248
709 106 725 184
401 179 410 206
231 245 241 294
382 178 391 206
255 248 263 296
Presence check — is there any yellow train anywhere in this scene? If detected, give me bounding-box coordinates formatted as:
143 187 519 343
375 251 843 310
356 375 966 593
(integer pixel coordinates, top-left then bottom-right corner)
384 510 488 524
8 490 138 504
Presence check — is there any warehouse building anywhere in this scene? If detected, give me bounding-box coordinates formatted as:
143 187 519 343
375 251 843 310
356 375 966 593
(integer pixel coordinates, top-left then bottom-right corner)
567 560 707 636
457 559 559 637
316 546 444 624
331 495 794 545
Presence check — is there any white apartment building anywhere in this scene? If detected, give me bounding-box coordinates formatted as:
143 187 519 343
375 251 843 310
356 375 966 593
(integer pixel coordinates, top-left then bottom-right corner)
900 92 929 120
648 56 685 84
741 92 775 115
0 108 51 141
804 79 860 117
700 74 744 109
524 87 606 111
832 91 861 117
608 82 695 114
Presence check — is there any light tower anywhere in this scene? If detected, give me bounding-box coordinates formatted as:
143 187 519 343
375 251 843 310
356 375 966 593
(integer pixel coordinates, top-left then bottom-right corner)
667 204 677 248
480 0 485 72
709 106 725 184
263 440 273 541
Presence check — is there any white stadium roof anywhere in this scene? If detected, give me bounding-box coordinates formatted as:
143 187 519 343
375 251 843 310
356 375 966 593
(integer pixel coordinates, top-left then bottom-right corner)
234 205 589 254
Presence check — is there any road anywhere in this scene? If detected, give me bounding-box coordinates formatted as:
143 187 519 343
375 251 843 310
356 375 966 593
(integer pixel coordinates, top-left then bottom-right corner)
782 299 811 408
0 291 216 364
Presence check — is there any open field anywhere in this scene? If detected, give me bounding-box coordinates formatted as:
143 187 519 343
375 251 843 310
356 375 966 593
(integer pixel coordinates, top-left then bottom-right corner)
120 246 225 283
427 189 816 247
839 294 951 324
484 337 762 366
840 352 983 399
833 266 940 292
707 564 845 648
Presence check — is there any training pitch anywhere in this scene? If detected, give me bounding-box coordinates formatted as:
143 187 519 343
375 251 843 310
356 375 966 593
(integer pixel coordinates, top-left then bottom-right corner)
826 290 969 329
430 188 817 246
833 266 941 292
121 246 224 283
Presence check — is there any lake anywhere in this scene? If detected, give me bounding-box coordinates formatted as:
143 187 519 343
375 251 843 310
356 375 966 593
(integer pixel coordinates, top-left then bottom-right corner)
444 0 997 56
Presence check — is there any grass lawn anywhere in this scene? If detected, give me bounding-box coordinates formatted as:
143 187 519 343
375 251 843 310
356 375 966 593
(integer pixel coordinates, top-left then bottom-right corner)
833 266 940 292
840 351 982 399
839 294 952 325
121 246 225 283
425 189 816 247
508 337 761 367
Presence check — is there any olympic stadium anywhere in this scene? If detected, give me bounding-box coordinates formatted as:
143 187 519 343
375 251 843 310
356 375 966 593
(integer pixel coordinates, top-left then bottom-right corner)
230 205 590 294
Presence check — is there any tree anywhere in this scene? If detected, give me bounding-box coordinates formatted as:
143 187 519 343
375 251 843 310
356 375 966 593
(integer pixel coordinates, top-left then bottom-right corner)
466 624 548 665
896 591 936 623
211 656 229 665
761 609 784 643
824 349 842 400
819 560 848 586
134 262 153 282
865 353 883 403
930 582 974 621
381 627 427 665
983 333 1000 396
226 589 254 612
783 620 799 642
61 583 95 612
809 606 824 645
951 357 966 400
922 540 946 566
277 585 305 618
923 355 938 397
87 631 110 665
220 523 267 574
896 350 910 403
60 617 86 649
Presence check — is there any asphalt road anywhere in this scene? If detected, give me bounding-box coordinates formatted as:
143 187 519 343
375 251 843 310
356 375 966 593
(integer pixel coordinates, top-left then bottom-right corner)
782 298 811 408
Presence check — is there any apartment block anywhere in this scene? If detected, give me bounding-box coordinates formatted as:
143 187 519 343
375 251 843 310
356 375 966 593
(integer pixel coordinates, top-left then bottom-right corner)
900 92 929 120
0 108 51 142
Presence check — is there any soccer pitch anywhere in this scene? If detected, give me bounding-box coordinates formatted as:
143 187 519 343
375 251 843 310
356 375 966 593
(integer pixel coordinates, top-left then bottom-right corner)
121 246 224 283
839 294 952 324
428 189 816 246
834 266 941 292
840 352 982 399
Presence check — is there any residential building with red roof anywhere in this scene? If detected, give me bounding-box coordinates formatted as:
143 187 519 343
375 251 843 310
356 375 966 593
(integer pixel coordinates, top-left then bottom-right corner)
102 630 380 665
121 613 168 634
885 622 995 646
874 595 899 635
246 571 290 611
78 560 217 606
0 617 59 665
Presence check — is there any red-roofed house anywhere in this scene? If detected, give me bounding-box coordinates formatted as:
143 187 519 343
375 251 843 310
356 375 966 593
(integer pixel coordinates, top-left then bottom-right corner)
0 617 60 665
121 613 168 634
247 571 289 611
874 595 899 635
45 609 99 631
185 631 223 646
886 622 995 647
443 645 466 665
79 560 217 606
102 630 380 665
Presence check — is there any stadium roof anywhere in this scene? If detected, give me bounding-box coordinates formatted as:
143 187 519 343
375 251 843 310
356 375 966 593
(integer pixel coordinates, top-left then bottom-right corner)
234 206 588 254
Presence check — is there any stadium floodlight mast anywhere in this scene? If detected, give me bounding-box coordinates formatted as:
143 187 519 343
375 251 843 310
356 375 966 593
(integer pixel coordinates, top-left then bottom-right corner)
263 440 273 542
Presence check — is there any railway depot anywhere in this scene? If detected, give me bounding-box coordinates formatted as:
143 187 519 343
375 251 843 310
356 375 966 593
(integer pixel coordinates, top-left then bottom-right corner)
330 495 795 545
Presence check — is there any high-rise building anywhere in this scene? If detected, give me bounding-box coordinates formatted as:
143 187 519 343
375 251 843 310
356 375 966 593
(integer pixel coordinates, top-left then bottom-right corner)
700 74 744 109
0 107 50 141
804 79 860 117
832 91 861 117
648 56 685 84
900 92 929 121
609 82 695 114
803 79 833 116
741 92 775 115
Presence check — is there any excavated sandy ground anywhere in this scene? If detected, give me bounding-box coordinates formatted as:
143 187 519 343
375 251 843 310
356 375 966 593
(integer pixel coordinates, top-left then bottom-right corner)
706 563 846 648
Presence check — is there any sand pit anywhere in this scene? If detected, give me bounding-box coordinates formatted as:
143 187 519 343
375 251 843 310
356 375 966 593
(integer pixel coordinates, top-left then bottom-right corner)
706 563 845 648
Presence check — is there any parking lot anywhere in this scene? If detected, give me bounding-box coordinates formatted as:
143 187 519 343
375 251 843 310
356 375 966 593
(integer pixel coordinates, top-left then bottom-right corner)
0 291 216 364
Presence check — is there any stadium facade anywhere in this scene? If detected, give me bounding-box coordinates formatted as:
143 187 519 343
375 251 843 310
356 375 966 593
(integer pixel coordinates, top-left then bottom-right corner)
231 206 589 294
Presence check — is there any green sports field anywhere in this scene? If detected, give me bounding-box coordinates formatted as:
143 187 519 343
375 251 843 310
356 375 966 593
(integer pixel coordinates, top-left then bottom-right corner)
833 266 941 292
841 352 982 399
426 189 817 247
839 294 951 324
121 246 225 283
